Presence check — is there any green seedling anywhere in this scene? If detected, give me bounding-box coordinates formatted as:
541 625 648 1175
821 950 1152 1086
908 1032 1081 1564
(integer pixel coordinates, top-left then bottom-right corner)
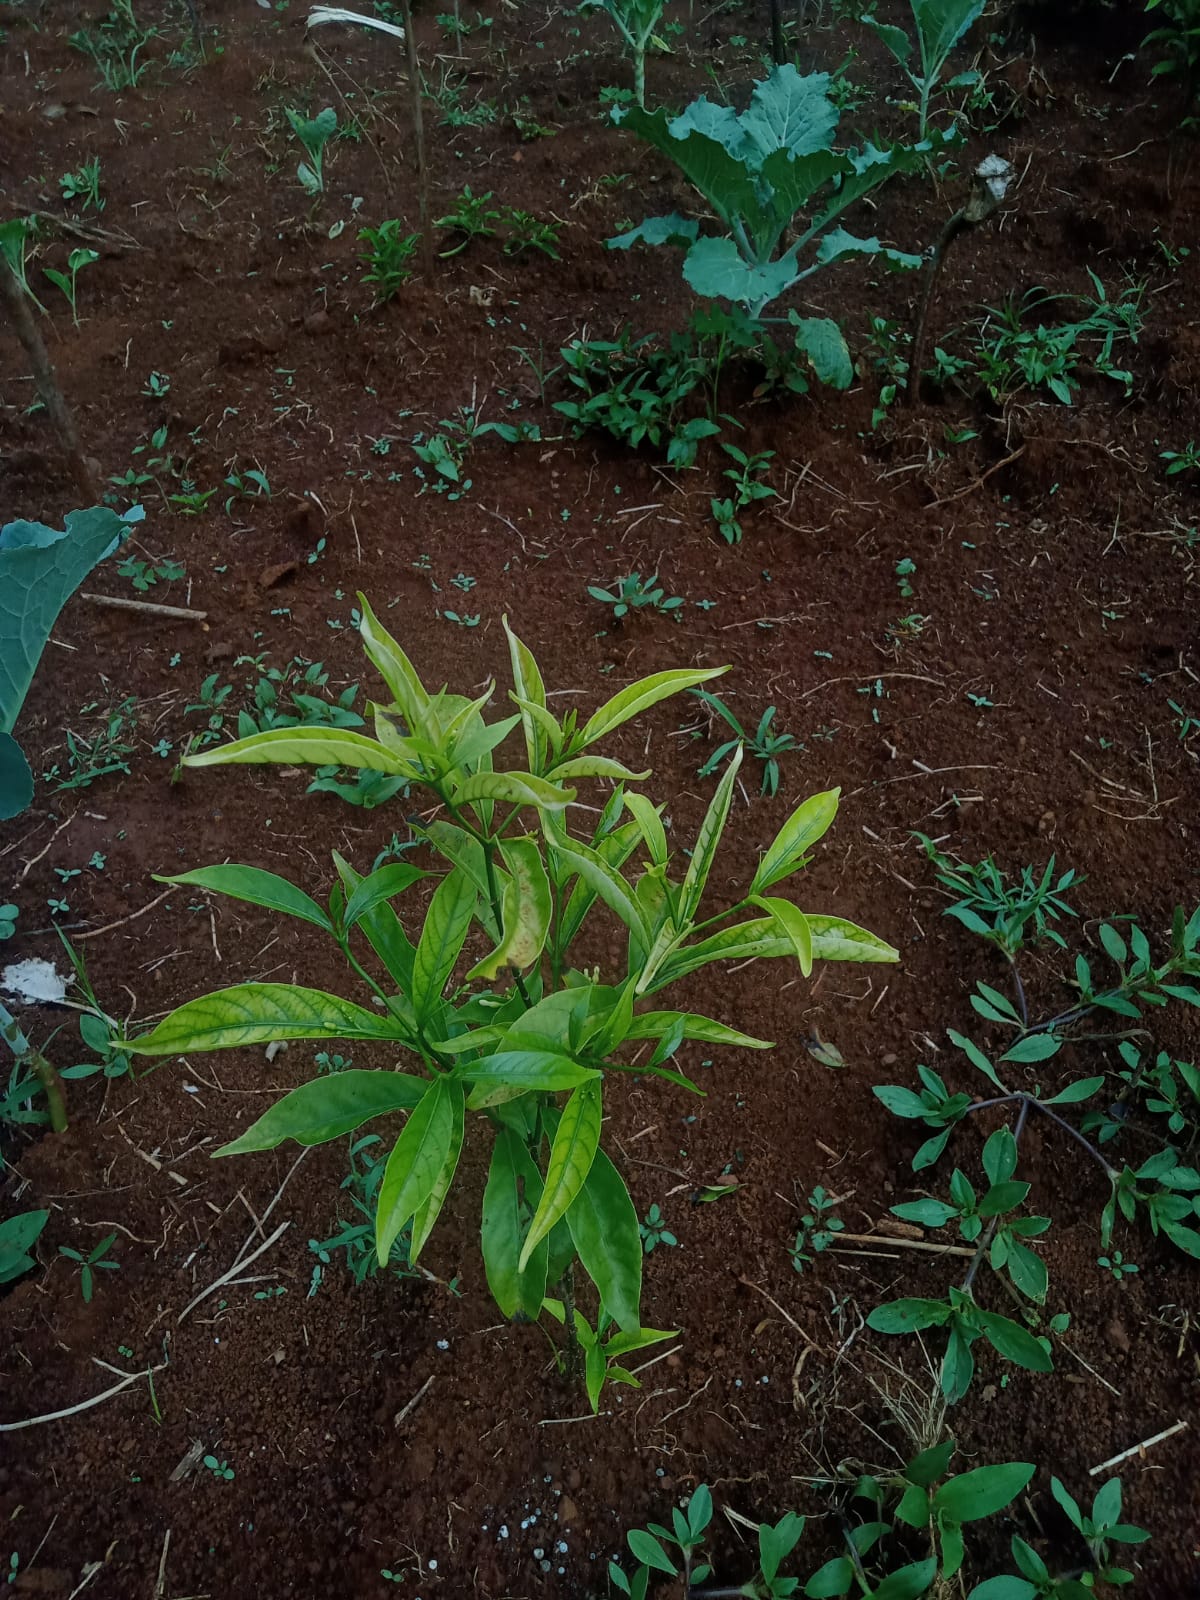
859 0 984 139
60 157 104 212
915 834 1080 960
711 442 777 544
1144 0 1200 113
309 1134 418 1291
694 690 798 796
503 210 561 259
1097 1250 1138 1281
0 217 47 313
1162 440 1200 475
45 697 137 791
359 220 420 302
59 1231 119 1303
202 1454 235 1481
0 904 17 939
541 1297 675 1414
639 1203 677 1253
69 0 156 90
790 1184 844 1272
1047 1477 1150 1590
43 248 99 327
435 185 504 255
142 371 171 398
588 572 682 621
117 555 184 591
286 106 337 195
124 602 895 1401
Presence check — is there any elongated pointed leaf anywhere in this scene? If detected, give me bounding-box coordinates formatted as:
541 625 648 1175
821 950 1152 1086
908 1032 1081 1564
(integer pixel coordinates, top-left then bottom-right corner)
556 820 642 951
581 666 727 749
126 982 407 1055
678 744 742 928
412 869 477 1021
467 836 552 981
333 852 418 992
751 788 840 893
156 864 332 932
357 592 430 731
376 1075 459 1264
808 914 900 964
566 1146 642 1332
186 725 412 773
342 862 427 929
216 1069 426 1155
408 1079 465 1260
519 1080 602 1271
481 1126 548 1319
503 616 550 770
934 1463 1034 1523
624 1011 772 1049
623 791 669 866
465 1050 600 1095
453 769 574 811
750 894 813 977
553 838 651 946
550 755 651 783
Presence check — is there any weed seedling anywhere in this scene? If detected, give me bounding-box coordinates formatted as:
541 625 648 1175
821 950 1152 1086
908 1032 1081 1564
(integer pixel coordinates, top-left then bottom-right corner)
503 210 561 260
43 248 99 328
435 186 504 255
694 690 798 796
59 158 104 212
588 572 682 621
1162 440 1200 476
286 106 337 195
790 1184 844 1271
59 1231 119 1302
639 1204 677 1253
711 442 777 545
69 0 156 91
202 1454 235 1482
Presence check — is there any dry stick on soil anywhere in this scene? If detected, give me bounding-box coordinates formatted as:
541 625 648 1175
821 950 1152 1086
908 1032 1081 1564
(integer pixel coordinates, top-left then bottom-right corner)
926 444 1026 509
0 253 97 502
0 1362 168 1432
79 592 209 623
393 1373 435 1427
176 1219 292 1325
830 1231 974 1258
1088 1419 1188 1476
74 886 173 942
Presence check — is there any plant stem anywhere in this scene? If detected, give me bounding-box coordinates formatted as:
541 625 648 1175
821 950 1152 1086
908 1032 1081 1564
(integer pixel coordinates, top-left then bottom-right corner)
634 45 645 109
769 0 785 64
1008 954 1029 1027
0 253 97 502
0 1000 68 1133
961 1096 1031 1292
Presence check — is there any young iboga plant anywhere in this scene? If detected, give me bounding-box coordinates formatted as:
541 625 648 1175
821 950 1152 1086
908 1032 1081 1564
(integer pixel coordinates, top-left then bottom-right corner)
127 601 897 1395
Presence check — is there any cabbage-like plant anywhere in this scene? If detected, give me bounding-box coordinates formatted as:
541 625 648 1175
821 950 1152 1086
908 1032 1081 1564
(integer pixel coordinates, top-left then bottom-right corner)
127 600 896 1396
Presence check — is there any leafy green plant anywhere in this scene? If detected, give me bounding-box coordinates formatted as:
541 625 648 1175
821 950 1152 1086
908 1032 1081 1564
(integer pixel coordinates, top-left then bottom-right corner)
126 601 895 1399
973 1477 1149 1598
0 506 131 818
588 572 683 621
580 0 663 108
789 1183 843 1271
0 217 46 313
359 220 421 302
694 690 798 797
202 1454 235 1482
435 186 504 255
0 904 17 940
308 1133 418 1288
286 106 337 195
859 0 984 139
117 554 184 591
0 1210 49 1287
609 65 941 333
69 0 156 90
556 328 717 465
59 1231 119 1303
60 158 104 212
1161 439 1200 475
639 1203 677 1252
711 441 777 544
503 210 561 259
45 696 138 791
542 1297 673 1413
1143 0 1200 114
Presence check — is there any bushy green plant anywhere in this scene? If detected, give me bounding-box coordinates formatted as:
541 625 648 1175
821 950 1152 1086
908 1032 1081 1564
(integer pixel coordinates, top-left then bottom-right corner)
860 0 985 139
358 220 420 302
127 601 895 1395
609 65 948 338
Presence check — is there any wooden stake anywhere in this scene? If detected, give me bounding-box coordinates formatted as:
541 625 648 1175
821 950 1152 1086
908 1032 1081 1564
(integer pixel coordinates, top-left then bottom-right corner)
399 0 435 280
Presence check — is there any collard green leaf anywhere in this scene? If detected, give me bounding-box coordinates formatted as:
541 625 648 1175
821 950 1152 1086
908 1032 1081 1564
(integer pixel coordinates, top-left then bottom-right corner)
156 865 333 933
815 227 923 271
614 102 760 229
683 234 801 311
608 213 701 251
914 0 986 74
376 1074 459 1264
566 1146 643 1332
0 732 34 821
790 315 853 389
216 1069 427 1155
519 1080 602 1270
126 982 407 1055
739 65 838 159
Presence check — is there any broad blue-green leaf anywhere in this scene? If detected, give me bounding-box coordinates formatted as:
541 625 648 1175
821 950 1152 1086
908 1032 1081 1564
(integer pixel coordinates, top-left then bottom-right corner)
216 1069 426 1155
126 983 407 1055
186 725 412 773
739 65 838 160
156 865 333 933
790 315 853 389
412 868 477 1021
860 11 911 62
566 1146 643 1332
481 1126 547 1319
342 862 427 929
808 913 900 965
408 1079 465 1260
608 213 700 251
815 226 923 271
751 788 840 893
357 592 430 730
0 506 126 816
613 102 760 229
678 743 742 929
519 1080 602 1270
376 1074 459 1264
915 0 986 73
580 666 727 749
683 234 801 311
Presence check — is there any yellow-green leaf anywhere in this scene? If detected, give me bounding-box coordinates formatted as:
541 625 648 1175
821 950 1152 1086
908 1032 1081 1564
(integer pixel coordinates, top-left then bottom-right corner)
467 836 552 981
678 744 743 928
519 1080 602 1271
751 788 840 894
408 1079 465 1260
155 865 332 932
452 769 575 812
411 868 477 1022
580 665 728 748
809 914 900 964
358 593 431 732
185 726 412 773
125 982 407 1056
622 791 669 866
552 837 650 947
503 617 551 771
750 894 813 977
216 1069 427 1155
376 1075 458 1265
